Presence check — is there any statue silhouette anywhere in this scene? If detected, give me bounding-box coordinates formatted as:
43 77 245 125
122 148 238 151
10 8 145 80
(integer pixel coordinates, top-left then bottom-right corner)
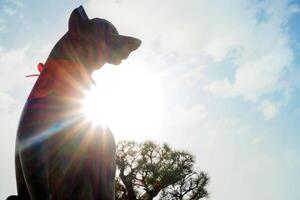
9 6 141 200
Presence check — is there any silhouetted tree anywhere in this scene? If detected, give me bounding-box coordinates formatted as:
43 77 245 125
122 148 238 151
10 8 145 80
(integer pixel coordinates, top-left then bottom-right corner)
115 141 209 200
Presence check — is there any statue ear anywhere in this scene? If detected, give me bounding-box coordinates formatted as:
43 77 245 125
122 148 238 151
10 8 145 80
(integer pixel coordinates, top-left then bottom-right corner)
68 6 89 37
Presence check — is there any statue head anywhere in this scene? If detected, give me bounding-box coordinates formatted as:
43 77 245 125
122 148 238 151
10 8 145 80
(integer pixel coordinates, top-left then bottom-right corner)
54 6 141 71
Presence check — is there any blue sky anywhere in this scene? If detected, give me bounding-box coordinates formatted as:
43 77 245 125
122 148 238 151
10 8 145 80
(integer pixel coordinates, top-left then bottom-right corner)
1 0 300 199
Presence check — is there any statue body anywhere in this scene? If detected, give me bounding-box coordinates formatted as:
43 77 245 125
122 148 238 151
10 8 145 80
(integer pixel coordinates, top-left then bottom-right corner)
12 6 141 200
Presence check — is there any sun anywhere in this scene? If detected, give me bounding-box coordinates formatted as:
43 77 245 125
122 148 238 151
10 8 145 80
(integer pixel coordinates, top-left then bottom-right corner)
82 86 112 126
82 61 164 140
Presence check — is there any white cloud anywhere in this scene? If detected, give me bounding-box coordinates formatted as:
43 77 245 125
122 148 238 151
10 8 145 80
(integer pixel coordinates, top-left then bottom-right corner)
251 134 267 145
204 78 235 98
3 6 16 16
205 0 296 101
0 47 29 197
0 44 50 197
0 47 29 92
87 0 297 117
0 18 7 33
0 92 15 110
11 0 24 7
206 44 293 102
179 65 206 88
259 99 281 120
86 0 252 57
173 103 207 124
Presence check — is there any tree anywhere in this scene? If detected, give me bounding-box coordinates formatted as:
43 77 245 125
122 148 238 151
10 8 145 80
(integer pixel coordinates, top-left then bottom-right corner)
115 140 209 200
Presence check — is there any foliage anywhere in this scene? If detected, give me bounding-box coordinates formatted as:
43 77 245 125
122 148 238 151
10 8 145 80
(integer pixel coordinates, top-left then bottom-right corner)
115 140 209 200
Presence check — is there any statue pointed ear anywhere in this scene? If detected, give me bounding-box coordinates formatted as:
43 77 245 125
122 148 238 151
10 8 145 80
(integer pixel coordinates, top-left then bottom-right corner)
68 6 89 37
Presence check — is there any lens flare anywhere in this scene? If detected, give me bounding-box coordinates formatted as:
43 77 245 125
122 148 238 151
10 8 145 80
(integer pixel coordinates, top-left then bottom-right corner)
81 63 164 140
82 86 112 126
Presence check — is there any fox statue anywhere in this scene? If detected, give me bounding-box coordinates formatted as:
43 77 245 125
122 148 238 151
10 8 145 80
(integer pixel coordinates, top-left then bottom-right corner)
8 6 141 200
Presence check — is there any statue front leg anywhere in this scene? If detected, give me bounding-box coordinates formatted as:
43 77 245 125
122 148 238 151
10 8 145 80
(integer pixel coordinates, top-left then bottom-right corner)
15 153 30 199
19 142 51 200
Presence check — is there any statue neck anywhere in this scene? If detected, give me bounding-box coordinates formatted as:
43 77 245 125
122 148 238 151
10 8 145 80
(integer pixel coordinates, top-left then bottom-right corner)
28 59 95 100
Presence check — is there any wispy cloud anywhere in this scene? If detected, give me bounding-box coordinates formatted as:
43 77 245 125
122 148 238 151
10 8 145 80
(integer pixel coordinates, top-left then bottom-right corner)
0 45 48 197
11 0 24 8
0 92 15 110
202 0 298 119
87 0 299 120
0 18 7 33
3 6 17 16
0 47 29 92
259 99 281 120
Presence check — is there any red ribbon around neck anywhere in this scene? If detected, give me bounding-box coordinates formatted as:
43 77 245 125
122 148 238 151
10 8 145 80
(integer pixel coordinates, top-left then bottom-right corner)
26 63 45 78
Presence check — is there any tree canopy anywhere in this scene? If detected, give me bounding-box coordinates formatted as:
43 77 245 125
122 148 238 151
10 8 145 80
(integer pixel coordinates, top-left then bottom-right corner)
115 140 209 200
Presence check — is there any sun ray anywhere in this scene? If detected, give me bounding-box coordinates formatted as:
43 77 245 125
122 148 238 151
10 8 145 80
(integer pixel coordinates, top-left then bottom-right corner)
83 63 165 139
